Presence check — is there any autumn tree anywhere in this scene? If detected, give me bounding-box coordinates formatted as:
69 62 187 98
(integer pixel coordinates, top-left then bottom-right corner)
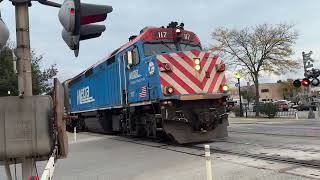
0 46 58 96
211 23 300 116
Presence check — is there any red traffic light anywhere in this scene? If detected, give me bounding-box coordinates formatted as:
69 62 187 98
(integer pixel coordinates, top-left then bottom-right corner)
70 8 75 15
301 78 310 87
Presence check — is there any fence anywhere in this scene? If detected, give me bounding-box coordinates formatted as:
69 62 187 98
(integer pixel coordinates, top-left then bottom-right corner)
242 105 296 118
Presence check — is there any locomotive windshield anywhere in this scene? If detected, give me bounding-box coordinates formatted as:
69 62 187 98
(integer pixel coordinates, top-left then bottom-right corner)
143 42 202 57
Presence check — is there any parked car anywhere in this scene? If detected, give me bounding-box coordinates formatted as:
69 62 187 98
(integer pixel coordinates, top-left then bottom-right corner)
296 102 317 111
274 100 289 111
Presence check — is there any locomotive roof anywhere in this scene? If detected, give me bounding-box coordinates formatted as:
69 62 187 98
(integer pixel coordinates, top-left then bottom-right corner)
69 27 201 81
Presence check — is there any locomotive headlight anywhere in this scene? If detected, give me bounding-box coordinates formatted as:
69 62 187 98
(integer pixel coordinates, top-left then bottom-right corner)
167 86 174 94
176 29 181 33
222 85 229 92
194 58 200 65
195 65 201 71
165 86 174 95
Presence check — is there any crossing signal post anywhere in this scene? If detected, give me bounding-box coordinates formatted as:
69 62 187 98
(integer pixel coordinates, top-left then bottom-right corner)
293 51 320 119
58 0 113 57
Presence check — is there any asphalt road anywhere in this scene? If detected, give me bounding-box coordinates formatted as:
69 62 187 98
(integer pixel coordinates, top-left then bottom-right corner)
0 118 319 180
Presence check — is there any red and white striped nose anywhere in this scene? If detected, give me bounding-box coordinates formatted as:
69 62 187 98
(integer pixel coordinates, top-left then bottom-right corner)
157 50 226 95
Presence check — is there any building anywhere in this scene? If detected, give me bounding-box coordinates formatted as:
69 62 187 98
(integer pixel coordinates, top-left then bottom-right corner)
258 83 284 102
228 82 287 103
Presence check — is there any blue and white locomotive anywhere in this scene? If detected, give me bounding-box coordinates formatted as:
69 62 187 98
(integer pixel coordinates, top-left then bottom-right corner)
64 23 229 143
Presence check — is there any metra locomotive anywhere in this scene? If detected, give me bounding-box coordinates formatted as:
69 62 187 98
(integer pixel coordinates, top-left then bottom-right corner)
64 22 229 143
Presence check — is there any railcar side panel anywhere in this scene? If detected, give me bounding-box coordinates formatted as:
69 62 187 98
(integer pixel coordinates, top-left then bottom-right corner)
69 59 122 113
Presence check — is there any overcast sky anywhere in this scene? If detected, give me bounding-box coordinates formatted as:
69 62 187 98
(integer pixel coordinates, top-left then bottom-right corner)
1 0 320 84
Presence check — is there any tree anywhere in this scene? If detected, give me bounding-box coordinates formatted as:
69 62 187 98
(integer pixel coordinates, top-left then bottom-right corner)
0 47 18 96
0 46 58 96
280 79 295 100
211 23 300 116
241 85 256 104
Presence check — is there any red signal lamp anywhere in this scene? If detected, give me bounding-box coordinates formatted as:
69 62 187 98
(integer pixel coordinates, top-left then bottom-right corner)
80 14 108 25
301 78 310 87
69 8 75 15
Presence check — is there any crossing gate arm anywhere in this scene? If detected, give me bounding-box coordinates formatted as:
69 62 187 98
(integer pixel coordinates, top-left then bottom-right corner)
40 156 55 180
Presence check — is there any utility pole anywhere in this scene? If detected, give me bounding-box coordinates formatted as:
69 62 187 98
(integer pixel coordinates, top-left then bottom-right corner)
14 2 35 178
15 2 32 96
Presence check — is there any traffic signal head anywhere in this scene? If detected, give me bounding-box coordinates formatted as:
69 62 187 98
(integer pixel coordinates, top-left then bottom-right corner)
58 0 113 57
301 78 310 87
311 78 320 86
293 79 301 88
0 17 9 49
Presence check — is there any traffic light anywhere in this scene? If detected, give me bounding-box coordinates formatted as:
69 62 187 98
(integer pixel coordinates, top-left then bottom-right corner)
301 78 310 87
293 79 301 88
311 78 320 86
58 0 113 57
0 15 9 49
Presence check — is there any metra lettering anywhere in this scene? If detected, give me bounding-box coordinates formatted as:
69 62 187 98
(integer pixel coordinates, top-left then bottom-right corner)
129 70 141 80
77 86 95 105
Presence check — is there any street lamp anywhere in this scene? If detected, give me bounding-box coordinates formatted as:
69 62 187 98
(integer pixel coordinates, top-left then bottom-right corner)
235 72 243 117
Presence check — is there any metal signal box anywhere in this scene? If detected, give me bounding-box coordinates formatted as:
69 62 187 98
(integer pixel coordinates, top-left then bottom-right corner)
0 96 54 160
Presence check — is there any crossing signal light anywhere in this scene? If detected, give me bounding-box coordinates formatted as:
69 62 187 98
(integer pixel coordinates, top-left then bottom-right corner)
58 0 113 57
311 78 320 86
293 79 301 88
301 78 310 87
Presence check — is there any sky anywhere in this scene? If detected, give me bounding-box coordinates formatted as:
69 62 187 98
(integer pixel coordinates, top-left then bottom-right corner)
1 0 320 85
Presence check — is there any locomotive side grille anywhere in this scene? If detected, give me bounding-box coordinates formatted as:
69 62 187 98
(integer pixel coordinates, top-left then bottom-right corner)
157 50 226 95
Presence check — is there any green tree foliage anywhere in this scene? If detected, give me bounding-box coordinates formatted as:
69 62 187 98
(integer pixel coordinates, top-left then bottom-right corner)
0 47 18 96
211 23 300 116
280 79 301 100
258 103 278 118
0 46 58 96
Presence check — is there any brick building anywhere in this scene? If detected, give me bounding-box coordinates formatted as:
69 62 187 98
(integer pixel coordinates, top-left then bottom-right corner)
229 82 286 103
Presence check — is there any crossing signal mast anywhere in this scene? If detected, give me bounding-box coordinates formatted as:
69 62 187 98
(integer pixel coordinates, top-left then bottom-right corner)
59 0 113 57
293 51 318 119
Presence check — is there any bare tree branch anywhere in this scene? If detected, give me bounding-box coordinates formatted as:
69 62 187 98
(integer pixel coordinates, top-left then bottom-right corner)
211 23 299 116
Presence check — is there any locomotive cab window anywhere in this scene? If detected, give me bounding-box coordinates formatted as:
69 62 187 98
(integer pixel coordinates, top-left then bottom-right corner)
127 47 140 68
144 42 202 57
132 47 140 65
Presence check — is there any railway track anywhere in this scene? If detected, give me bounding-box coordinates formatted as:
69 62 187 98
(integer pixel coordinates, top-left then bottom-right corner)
228 130 320 138
110 136 320 170
210 139 320 153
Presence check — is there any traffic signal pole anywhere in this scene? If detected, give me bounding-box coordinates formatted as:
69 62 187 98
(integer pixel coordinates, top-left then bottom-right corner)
15 2 36 179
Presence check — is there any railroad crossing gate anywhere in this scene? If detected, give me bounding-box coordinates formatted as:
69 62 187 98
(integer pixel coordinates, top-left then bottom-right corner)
54 78 69 158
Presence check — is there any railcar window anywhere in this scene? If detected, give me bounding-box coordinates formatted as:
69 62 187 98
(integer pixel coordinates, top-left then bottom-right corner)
144 43 177 57
132 47 140 65
180 43 202 51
